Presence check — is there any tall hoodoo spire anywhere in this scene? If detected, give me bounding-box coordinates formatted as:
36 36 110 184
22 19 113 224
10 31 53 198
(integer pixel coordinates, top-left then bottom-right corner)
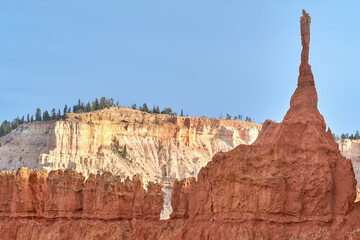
286 10 318 115
298 9 314 87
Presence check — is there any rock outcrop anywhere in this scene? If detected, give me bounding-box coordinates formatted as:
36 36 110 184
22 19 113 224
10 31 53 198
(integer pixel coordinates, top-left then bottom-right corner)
167 10 360 239
0 108 260 219
0 10 359 240
0 167 163 220
338 139 360 185
0 167 165 240
0 108 260 186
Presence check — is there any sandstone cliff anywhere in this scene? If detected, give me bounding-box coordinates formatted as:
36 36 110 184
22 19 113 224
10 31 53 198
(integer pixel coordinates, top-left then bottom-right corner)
0 108 260 219
0 167 163 220
338 139 360 185
0 10 359 240
0 167 165 240
0 108 260 185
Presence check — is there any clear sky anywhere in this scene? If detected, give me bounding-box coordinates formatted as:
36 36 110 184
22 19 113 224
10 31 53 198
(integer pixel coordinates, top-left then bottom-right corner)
0 0 359 135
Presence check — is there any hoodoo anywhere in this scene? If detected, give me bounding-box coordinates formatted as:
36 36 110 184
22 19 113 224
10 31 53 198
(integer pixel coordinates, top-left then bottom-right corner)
167 10 360 239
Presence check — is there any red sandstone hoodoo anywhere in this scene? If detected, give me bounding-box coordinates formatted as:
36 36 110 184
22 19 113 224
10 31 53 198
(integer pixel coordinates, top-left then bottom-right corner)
168 10 360 239
0 10 360 240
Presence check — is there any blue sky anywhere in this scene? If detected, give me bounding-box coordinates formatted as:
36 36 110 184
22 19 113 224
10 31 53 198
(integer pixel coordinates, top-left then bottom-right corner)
0 1 359 135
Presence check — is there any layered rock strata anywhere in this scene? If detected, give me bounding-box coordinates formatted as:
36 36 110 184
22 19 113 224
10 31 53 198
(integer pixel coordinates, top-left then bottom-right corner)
0 109 260 219
338 139 360 185
0 10 359 240
0 167 163 220
0 108 260 186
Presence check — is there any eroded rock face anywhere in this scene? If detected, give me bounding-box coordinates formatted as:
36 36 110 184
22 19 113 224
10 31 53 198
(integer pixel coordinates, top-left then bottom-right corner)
0 108 261 186
0 167 163 220
338 139 360 185
0 108 260 219
0 10 359 240
167 10 360 239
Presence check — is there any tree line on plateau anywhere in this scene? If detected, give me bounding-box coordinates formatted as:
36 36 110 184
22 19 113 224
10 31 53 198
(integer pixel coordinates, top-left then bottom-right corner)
0 97 255 137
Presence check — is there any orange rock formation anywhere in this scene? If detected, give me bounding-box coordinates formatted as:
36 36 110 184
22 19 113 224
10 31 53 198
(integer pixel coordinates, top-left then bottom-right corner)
0 10 359 240
0 168 162 220
166 10 360 239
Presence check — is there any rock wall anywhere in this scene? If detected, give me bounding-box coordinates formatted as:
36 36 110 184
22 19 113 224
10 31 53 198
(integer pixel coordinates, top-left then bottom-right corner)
338 139 360 185
0 167 163 220
0 108 260 219
0 108 261 186
0 10 360 240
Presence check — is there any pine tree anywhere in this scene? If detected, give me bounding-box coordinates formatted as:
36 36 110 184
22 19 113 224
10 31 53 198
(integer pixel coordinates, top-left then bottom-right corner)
27 114 30 123
161 107 172 115
43 111 50 121
131 104 137 110
226 113 231 120
35 108 42 121
142 103 149 113
100 97 106 109
51 108 56 120
86 102 93 112
64 104 68 115
181 109 184 117
93 98 100 110
31 115 34 122
0 122 7 137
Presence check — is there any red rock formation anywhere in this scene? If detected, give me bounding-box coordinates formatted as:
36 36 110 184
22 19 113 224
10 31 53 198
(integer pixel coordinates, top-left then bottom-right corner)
168 10 360 239
0 10 360 240
0 168 163 220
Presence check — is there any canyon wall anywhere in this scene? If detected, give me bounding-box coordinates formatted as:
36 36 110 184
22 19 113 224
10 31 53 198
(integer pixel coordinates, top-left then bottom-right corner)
0 108 260 219
0 167 163 220
338 139 360 185
0 10 359 240
0 108 260 186
0 167 165 240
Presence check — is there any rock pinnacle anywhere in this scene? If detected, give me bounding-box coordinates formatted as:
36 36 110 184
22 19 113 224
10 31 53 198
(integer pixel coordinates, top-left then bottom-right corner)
298 9 314 87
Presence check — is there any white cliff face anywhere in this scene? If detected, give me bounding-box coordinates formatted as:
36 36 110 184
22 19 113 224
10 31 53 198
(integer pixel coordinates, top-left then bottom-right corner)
0 107 261 219
0 122 55 171
0 107 261 185
337 139 360 186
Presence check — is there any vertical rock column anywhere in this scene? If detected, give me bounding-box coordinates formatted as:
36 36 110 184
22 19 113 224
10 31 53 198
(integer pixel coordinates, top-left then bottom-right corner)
298 9 314 87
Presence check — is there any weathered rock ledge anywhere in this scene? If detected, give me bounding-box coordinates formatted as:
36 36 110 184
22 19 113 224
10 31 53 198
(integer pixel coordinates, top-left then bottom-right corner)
0 167 163 221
